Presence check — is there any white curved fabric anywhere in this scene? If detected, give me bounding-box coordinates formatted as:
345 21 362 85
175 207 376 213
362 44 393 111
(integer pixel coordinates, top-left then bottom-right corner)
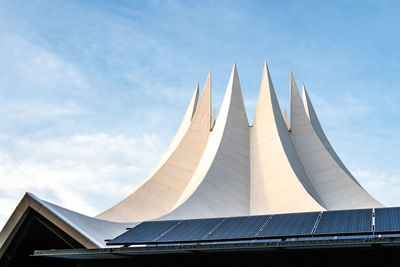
250 62 324 215
96 78 212 222
35 194 135 247
284 108 290 130
148 83 200 171
0 193 133 254
301 85 360 186
289 75 383 209
160 64 250 220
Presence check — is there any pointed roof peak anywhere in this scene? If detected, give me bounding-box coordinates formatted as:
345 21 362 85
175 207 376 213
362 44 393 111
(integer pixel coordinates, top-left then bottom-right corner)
201 71 212 97
205 71 211 86
290 70 295 80
301 83 314 120
284 108 290 131
289 70 305 130
302 83 308 100
262 60 273 82
264 60 269 70
290 71 299 92
228 62 240 86
263 61 273 80
232 61 238 73
192 82 200 118
192 71 212 129
253 59 286 126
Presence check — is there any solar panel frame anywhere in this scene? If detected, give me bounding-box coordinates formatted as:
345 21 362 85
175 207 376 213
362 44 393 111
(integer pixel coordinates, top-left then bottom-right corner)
258 212 320 238
107 220 181 245
205 215 271 241
314 209 373 236
375 207 400 233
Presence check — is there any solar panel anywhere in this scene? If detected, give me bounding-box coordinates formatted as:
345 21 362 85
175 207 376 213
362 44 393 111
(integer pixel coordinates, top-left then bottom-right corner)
107 220 180 245
375 207 400 233
156 218 224 242
107 208 378 246
205 215 270 240
258 212 320 237
314 209 372 235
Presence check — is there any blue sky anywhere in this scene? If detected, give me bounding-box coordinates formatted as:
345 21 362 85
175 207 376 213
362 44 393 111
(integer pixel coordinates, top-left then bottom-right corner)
0 0 399 227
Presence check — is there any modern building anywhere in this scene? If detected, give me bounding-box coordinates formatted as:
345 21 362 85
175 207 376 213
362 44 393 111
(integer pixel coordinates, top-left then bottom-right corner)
1 62 396 267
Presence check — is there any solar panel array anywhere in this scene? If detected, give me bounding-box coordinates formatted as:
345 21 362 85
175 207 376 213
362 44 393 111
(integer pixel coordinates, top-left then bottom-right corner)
107 207 400 246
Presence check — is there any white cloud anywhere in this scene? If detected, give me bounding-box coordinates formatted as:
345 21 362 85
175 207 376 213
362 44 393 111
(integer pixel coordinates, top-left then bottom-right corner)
123 69 193 104
307 91 373 126
1 101 85 122
0 133 165 229
0 34 89 91
353 168 400 207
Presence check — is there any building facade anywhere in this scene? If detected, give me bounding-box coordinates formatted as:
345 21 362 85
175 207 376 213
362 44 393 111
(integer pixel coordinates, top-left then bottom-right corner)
0 62 385 266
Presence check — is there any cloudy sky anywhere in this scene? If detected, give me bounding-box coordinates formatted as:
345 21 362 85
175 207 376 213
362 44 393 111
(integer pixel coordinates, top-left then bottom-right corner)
0 0 400 228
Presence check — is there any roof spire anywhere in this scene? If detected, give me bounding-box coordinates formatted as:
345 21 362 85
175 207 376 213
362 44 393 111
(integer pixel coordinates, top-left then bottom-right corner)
284 108 290 131
191 82 200 119
290 71 304 131
193 71 212 130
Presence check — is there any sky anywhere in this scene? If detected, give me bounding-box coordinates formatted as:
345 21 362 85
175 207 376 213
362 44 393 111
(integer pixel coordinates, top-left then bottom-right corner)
0 0 400 228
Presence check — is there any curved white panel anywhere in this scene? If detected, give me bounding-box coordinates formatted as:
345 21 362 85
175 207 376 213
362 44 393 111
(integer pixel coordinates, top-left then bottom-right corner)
160 64 250 220
250 62 324 215
96 77 212 222
301 85 360 185
37 195 134 247
0 193 132 253
152 83 200 168
284 108 290 131
290 75 383 209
